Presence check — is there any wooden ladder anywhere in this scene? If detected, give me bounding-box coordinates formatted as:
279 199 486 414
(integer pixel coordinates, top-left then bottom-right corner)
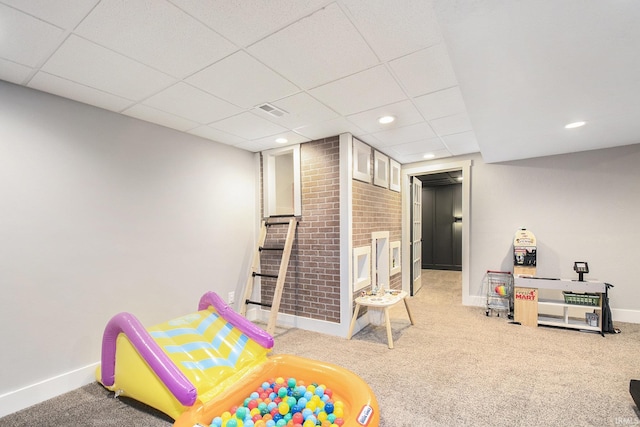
240 215 297 335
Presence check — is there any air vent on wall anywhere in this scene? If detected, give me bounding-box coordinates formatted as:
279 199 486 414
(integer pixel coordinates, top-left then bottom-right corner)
256 103 288 118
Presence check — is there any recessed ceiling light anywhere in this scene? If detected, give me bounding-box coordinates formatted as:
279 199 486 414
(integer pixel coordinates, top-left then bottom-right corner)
275 137 288 144
456 176 463 181
423 153 435 159
565 121 586 129
378 115 395 124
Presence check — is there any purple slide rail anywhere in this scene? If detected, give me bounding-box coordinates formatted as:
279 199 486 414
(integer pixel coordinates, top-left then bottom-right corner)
100 292 274 406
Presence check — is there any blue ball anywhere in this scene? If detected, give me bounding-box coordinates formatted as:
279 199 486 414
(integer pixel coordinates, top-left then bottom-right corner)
302 408 313 419
324 402 334 414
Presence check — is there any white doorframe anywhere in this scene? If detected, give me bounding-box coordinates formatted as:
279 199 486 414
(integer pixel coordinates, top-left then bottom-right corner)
401 159 475 306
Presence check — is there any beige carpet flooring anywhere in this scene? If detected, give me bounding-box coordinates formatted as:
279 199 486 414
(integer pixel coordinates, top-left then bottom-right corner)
2 270 640 426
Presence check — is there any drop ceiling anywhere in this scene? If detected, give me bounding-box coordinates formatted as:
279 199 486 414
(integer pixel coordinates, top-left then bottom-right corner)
1 1 638 164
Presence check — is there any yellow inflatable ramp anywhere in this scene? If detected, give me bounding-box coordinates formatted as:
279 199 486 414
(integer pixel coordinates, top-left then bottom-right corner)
97 291 379 427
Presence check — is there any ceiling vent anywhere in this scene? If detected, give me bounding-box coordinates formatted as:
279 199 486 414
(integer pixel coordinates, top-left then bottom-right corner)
256 103 288 118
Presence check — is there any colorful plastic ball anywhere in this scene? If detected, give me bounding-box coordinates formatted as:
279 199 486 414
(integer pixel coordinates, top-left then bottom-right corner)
324 403 334 414
211 416 223 427
291 412 304 424
236 407 248 419
278 387 288 398
278 402 290 415
226 419 238 427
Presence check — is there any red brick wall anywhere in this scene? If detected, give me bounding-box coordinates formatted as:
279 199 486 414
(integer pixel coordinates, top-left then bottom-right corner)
259 136 402 324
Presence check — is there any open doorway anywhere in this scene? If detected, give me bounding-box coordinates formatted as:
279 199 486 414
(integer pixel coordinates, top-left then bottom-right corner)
419 171 462 271
402 160 472 304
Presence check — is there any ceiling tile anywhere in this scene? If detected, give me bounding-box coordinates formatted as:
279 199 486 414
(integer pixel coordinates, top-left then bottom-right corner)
0 58 33 84
41 35 175 100
294 117 365 140
393 149 452 164
169 0 329 47
247 3 379 88
210 112 288 140
187 51 299 109
232 140 266 152
341 0 442 61
187 125 249 146
441 131 480 155
388 137 446 154
430 112 473 136
28 72 134 112
262 92 339 129
389 43 458 97
0 4 64 67
143 82 242 124
123 104 199 132
414 86 466 120
2 0 99 28
250 131 311 150
346 99 424 133
309 65 406 115
371 122 437 147
75 0 237 78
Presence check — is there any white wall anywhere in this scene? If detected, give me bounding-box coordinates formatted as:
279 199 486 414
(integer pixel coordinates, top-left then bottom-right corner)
407 145 640 323
0 82 257 415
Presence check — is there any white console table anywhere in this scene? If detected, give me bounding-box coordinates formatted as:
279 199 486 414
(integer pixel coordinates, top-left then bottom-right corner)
513 276 606 335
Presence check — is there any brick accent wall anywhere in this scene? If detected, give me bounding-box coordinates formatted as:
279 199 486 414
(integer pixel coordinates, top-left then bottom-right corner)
259 136 402 325
260 137 341 323
352 147 403 298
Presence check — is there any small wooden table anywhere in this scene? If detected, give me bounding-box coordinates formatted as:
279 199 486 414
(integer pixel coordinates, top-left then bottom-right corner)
347 291 414 348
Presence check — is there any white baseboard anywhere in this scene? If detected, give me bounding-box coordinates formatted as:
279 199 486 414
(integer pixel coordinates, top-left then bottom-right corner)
0 362 98 419
612 308 640 325
246 307 345 337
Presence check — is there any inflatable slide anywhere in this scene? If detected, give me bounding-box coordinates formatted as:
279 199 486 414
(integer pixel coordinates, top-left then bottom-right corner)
97 292 379 426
